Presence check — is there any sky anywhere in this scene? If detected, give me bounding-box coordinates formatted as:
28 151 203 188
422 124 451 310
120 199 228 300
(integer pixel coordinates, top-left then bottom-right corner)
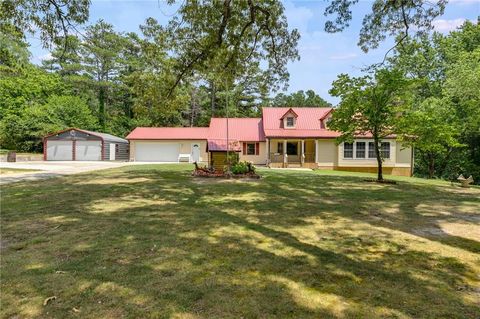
28 0 480 104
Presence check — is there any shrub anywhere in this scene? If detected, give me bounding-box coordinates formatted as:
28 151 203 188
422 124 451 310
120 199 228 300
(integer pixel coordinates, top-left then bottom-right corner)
231 161 255 175
226 152 239 165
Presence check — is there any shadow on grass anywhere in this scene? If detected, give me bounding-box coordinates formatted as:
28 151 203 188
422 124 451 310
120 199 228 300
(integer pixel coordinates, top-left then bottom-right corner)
1 165 479 318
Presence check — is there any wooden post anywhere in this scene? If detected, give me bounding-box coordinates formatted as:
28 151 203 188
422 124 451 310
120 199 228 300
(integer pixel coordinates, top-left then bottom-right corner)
301 140 305 166
266 138 270 166
315 140 318 163
283 140 287 168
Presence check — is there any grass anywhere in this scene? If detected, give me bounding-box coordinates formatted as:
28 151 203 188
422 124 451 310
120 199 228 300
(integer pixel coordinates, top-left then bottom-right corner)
0 168 40 175
1 164 479 318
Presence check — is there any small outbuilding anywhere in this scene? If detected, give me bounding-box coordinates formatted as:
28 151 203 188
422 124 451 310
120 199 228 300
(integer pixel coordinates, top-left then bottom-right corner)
44 128 129 161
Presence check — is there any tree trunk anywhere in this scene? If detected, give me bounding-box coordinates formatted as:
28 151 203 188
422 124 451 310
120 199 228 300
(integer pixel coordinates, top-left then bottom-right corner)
190 88 198 127
428 154 435 179
436 147 453 177
99 86 106 131
210 81 216 116
374 136 383 181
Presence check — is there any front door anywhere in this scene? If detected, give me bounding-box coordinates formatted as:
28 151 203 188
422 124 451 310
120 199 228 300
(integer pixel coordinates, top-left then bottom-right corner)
191 143 200 162
109 143 116 160
287 142 300 162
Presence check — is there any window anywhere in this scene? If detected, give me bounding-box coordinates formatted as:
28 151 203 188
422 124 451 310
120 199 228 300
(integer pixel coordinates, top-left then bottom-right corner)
277 142 283 154
286 117 295 127
246 143 256 155
380 142 390 159
356 142 366 158
343 143 353 158
368 142 376 158
243 142 259 156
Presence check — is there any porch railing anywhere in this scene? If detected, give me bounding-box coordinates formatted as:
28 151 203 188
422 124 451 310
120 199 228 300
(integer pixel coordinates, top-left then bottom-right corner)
304 152 315 163
269 153 283 163
270 153 315 164
287 155 301 163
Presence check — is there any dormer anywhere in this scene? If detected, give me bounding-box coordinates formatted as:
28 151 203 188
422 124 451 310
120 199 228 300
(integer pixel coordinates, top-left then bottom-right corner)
280 108 298 129
319 109 333 129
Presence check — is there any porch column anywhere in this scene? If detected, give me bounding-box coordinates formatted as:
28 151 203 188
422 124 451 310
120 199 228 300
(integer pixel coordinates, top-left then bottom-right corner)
301 140 305 166
283 140 287 167
315 139 318 163
266 138 270 165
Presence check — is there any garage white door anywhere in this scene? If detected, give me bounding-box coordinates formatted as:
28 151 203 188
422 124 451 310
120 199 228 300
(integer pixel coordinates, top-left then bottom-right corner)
47 141 73 161
135 142 180 162
76 140 102 161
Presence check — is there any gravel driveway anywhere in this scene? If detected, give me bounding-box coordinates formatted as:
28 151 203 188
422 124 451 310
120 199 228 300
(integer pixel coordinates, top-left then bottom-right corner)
0 161 132 184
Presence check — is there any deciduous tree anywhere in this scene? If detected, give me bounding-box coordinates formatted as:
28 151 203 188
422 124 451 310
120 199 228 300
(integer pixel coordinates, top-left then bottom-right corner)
329 69 411 181
0 0 90 49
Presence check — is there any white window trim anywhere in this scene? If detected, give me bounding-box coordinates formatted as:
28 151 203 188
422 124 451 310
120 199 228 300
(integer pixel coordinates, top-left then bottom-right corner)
380 142 391 159
343 142 354 159
284 116 296 129
355 141 367 159
342 140 392 160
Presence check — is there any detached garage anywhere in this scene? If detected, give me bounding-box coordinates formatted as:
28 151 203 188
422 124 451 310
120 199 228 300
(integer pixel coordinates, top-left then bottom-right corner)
44 128 129 161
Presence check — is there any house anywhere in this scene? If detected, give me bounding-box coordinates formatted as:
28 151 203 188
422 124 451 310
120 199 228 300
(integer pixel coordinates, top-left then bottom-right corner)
126 118 265 171
44 128 129 161
126 107 413 176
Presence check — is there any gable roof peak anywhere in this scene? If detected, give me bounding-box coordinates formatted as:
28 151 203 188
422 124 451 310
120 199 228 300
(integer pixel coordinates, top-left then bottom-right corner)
319 108 333 120
280 107 298 119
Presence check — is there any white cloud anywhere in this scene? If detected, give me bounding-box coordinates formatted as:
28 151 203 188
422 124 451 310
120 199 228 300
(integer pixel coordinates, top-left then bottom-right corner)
432 18 467 32
283 0 314 34
39 53 53 61
329 53 358 60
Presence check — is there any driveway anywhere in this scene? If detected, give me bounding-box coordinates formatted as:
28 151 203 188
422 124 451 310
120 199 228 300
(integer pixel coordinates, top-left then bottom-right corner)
0 161 132 184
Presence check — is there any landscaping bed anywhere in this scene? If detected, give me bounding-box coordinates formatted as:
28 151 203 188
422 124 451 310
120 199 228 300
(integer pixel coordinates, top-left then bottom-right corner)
192 169 261 179
192 161 261 179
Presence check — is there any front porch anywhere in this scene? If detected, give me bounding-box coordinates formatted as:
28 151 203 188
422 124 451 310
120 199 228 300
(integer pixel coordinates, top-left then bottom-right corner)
267 139 318 168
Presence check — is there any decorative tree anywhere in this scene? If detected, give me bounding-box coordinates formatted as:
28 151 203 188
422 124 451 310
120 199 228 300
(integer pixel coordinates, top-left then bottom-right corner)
328 68 411 181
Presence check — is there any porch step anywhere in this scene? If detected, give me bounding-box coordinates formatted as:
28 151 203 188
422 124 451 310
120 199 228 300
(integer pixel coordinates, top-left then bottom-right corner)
287 164 302 168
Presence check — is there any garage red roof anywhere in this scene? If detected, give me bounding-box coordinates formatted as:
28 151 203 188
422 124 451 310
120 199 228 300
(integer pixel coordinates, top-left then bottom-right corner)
126 127 209 140
262 107 340 138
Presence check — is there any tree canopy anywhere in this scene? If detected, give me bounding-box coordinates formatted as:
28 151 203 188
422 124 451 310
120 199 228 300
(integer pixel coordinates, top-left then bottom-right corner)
328 68 411 181
270 90 332 107
390 20 480 180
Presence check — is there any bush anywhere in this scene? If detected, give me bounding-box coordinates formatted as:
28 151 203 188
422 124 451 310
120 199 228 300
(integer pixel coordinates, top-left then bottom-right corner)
230 161 255 175
226 152 239 165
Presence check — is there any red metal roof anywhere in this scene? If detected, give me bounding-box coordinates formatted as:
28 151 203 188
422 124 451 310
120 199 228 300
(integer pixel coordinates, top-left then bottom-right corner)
280 108 298 119
262 107 339 138
207 139 241 152
126 108 388 142
264 129 341 138
208 118 265 142
126 127 209 140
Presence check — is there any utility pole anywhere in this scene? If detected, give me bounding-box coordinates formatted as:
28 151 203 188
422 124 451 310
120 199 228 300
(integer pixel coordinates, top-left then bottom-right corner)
226 80 230 172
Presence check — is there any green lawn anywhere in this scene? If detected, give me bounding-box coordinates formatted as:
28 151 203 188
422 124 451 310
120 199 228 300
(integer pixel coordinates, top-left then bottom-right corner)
1 165 479 318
